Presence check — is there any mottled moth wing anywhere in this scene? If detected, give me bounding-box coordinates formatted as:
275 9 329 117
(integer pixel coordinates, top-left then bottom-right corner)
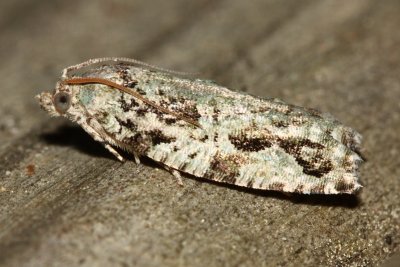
65 61 363 194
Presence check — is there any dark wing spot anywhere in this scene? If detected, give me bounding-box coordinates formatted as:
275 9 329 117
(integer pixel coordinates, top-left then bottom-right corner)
188 152 197 159
268 182 285 191
182 104 201 120
95 111 110 125
178 162 189 170
116 65 138 89
296 155 333 177
119 94 139 112
340 130 362 155
229 134 272 152
120 119 137 130
136 107 148 117
252 106 270 113
214 133 219 142
290 116 307 126
136 98 200 125
127 81 138 88
207 153 245 184
209 159 237 184
212 107 220 122
135 87 147 95
116 118 137 133
273 120 289 128
164 118 177 125
123 133 149 154
135 105 164 118
146 129 176 145
278 138 332 178
169 97 202 121
168 96 178 104
246 179 254 188
342 151 356 172
199 135 209 142
334 179 355 192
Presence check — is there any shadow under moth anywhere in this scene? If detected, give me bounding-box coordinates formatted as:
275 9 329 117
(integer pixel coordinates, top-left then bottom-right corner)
37 58 363 194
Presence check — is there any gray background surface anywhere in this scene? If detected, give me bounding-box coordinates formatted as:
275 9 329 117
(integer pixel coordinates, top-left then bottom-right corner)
0 0 399 266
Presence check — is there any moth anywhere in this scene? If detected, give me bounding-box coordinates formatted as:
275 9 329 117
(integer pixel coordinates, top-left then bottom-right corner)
37 58 363 194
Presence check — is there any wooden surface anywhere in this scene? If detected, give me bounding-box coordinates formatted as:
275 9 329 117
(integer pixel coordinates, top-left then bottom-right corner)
0 0 399 266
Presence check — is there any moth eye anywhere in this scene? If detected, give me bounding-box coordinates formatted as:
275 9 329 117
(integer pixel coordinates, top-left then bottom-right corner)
53 92 71 113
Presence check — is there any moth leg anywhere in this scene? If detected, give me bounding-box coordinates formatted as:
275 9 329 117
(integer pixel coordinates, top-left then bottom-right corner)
172 170 184 186
133 152 141 164
164 166 184 186
81 117 126 162
104 143 125 162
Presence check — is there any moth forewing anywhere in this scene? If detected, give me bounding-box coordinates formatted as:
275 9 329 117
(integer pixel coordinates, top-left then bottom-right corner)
37 58 364 195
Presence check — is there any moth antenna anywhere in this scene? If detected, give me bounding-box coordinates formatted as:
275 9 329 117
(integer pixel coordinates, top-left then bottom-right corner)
63 77 201 128
63 57 198 78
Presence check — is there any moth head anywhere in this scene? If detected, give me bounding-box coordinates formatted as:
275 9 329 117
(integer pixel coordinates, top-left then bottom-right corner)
36 82 78 119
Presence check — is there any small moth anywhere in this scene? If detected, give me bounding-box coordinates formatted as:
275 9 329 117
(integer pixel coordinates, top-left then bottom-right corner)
37 58 363 194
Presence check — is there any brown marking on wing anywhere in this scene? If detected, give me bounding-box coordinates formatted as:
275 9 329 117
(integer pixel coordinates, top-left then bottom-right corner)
115 65 138 89
229 134 273 152
278 138 333 178
188 152 197 159
272 120 289 128
115 118 138 134
268 182 285 191
334 179 355 193
212 107 220 122
246 179 254 188
122 133 150 154
168 96 202 121
207 153 248 184
118 94 139 112
146 129 176 145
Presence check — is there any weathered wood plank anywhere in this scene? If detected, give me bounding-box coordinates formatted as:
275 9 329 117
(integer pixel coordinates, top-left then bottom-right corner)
0 0 399 266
